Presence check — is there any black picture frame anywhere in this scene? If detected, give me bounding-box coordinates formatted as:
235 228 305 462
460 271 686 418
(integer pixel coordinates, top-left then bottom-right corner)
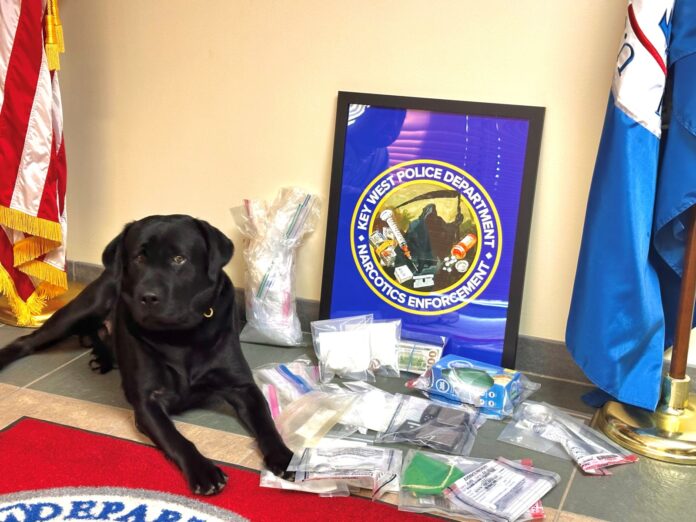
320 91 544 368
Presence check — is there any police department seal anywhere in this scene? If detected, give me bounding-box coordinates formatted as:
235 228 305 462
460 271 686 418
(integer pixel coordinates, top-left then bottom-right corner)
351 159 502 315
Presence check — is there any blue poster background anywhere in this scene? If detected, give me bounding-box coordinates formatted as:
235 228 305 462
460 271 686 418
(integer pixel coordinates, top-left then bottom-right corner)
329 105 530 364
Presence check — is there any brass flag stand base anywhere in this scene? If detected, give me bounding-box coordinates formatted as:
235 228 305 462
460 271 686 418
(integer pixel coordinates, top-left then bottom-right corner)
596 207 696 465
595 377 696 465
0 281 86 328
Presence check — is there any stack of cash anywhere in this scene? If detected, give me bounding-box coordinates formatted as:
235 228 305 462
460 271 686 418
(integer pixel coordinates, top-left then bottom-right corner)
398 341 444 374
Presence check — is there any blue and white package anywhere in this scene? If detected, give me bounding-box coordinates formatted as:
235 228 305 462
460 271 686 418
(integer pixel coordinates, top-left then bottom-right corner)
406 355 537 419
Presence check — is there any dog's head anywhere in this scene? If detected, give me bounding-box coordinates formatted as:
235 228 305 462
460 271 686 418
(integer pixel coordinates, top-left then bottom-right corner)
102 215 233 330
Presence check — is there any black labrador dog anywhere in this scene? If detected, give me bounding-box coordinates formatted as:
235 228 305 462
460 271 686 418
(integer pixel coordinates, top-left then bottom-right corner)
0 215 294 495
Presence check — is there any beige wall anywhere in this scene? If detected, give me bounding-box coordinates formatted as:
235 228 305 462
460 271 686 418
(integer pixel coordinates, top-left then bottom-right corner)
59 0 627 343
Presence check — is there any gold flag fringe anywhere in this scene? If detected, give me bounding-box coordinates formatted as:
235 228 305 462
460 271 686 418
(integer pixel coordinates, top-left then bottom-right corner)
13 236 60 267
0 208 67 325
0 206 63 243
19 260 68 290
0 264 63 326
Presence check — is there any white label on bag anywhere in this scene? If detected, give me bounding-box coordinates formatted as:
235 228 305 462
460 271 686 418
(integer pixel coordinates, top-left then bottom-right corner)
447 460 554 521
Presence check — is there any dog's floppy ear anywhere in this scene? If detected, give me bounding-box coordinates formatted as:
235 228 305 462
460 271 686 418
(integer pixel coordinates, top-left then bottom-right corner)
196 219 233 281
101 223 132 278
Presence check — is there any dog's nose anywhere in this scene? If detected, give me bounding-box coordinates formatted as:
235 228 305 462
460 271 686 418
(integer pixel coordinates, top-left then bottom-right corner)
140 292 160 306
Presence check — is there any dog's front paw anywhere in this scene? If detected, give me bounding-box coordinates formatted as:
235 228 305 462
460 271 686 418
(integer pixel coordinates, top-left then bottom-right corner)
183 458 228 496
264 445 295 481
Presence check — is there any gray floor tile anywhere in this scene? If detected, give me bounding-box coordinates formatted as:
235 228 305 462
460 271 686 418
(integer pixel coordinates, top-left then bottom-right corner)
28 357 128 408
561 455 696 521
516 336 591 385
20 335 128 407
523 374 596 417
241 342 314 368
0 327 89 387
174 399 249 436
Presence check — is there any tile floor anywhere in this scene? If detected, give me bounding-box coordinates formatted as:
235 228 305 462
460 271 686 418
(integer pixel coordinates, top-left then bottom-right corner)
0 323 693 522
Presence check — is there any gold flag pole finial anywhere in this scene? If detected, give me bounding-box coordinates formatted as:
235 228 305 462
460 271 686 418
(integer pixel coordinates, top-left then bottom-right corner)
44 0 60 71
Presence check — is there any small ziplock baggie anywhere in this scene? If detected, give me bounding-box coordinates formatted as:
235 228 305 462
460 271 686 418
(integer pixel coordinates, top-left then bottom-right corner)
288 446 402 500
273 390 357 452
252 356 319 419
376 394 480 455
444 458 560 522
367 319 401 377
326 381 402 434
259 470 350 497
311 315 375 382
498 401 638 475
399 451 545 521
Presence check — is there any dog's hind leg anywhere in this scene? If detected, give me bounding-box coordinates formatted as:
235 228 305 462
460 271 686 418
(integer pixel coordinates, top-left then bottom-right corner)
0 273 118 370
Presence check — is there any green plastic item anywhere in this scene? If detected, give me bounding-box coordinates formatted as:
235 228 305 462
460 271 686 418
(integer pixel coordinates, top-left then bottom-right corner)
401 452 466 495
444 367 494 394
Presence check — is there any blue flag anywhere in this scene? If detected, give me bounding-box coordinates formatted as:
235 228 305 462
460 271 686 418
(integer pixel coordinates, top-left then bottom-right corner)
567 0 696 411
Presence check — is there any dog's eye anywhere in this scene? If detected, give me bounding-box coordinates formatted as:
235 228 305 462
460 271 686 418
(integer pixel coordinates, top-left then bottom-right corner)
172 255 187 265
134 254 146 264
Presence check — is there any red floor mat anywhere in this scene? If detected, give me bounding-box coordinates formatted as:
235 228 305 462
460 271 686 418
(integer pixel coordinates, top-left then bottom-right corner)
0 417 429 521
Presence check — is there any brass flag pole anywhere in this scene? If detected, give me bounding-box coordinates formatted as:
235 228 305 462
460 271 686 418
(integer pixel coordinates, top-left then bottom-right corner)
596 206 696 464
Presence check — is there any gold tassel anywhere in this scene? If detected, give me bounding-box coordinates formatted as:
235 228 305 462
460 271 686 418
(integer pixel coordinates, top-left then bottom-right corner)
45 4 60 71
51 0 65 54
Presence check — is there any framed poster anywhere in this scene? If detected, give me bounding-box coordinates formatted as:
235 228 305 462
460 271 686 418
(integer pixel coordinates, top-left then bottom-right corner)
320 92 544 367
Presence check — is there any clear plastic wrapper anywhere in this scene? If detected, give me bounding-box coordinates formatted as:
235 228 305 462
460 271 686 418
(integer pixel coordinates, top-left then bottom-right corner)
368 320 401 377
401 450 483 495
399 452 545 521
498 402 638 475
259 470 350 497
406 354 539 419
252 356 319 419
233 187 320 346
288 446 402 500
311 315 375 382
376 394 479 455
339 381 402 433
444 458 560 522
274 390 357 452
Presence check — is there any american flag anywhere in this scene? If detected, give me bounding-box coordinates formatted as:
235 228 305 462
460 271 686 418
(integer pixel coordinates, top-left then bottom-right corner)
0 0 67 325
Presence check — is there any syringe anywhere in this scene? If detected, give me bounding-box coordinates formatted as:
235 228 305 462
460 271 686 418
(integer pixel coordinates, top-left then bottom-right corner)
380 209 412 260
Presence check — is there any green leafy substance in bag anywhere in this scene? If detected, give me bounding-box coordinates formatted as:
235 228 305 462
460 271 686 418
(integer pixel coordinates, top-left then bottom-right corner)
401 452 466 495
